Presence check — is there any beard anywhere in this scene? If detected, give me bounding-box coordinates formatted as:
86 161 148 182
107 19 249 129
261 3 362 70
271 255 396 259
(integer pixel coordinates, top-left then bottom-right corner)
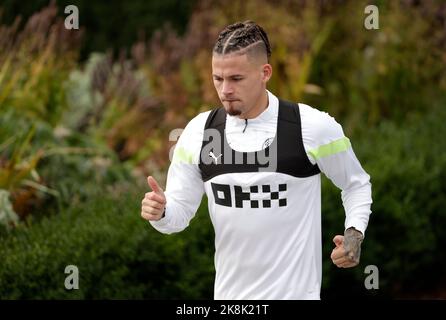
223 100 242 116
226 107 242 116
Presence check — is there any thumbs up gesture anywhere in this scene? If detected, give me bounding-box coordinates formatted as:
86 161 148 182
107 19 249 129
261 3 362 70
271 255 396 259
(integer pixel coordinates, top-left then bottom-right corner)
330 228 363 268
141 176 167 221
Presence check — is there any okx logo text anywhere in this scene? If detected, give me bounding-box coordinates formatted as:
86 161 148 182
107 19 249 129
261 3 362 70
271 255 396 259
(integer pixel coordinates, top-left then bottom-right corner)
211 183 287 208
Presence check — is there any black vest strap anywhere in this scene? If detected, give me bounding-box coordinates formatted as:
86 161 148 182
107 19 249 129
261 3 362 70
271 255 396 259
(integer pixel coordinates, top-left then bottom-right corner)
199 99 320 182
276 99 321 178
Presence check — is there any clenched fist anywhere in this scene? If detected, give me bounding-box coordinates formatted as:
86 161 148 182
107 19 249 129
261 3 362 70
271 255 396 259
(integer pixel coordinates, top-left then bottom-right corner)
141 176 166 221
330 227 364 268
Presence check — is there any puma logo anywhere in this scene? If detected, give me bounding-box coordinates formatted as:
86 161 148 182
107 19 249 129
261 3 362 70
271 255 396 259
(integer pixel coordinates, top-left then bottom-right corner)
209 151 222 164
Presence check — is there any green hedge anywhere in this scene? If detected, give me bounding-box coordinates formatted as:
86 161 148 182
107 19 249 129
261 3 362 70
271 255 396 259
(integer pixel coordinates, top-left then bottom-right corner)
0 186 214 299
321 104 446 298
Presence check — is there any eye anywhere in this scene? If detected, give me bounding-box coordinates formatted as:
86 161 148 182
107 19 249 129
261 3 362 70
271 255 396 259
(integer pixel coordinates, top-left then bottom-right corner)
232 77 243 81
213 76 223 82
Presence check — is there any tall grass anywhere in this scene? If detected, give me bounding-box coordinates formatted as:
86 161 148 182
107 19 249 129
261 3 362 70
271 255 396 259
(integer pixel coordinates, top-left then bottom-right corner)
0 3 162 221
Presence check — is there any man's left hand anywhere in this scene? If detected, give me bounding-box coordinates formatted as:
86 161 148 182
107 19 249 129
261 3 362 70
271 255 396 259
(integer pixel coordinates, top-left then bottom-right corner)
330 227 364 268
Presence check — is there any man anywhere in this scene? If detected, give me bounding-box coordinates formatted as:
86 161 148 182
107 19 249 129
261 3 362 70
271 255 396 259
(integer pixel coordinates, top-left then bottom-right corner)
141 21 372 299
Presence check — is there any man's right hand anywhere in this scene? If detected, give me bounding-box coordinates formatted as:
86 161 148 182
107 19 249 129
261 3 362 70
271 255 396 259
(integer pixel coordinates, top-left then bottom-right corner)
141 176 166 221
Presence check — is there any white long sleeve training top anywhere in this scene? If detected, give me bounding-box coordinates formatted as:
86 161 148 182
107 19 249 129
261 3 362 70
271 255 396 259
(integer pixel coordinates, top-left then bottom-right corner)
150 90 372 300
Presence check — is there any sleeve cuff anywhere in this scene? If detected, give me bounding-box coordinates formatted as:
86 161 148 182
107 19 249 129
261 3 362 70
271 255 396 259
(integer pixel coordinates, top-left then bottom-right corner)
149 207 170 228
345 219 367 238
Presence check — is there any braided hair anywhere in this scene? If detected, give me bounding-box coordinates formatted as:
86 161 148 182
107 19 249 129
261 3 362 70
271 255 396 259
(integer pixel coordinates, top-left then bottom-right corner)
213 21 271 62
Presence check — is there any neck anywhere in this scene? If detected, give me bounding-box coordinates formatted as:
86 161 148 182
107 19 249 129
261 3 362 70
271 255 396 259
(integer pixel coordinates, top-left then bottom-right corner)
239 90 269 119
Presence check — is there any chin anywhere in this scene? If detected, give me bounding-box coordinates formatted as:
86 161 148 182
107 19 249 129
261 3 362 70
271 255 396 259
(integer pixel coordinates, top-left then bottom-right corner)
226 109 242 116
223 102 242 116
224 105 241 116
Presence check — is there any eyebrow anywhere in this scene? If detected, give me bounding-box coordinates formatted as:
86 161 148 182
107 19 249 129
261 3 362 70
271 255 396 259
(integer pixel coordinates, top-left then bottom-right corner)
213 74 244 78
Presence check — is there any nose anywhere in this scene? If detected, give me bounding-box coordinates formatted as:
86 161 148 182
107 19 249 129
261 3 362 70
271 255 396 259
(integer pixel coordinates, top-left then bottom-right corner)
221 80 234 96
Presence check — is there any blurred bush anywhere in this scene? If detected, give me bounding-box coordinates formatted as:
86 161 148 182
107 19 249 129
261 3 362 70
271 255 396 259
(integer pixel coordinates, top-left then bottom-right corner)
0 3 163 221
306 0 446 133
0 187 214 299
0 189 18 229
0 0 196 60
0 3 82 220
0 3 81 126
63 52 164 164
321 102 446 299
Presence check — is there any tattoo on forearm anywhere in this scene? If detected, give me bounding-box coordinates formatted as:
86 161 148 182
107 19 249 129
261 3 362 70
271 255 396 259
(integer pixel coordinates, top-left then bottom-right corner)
343 228 364 264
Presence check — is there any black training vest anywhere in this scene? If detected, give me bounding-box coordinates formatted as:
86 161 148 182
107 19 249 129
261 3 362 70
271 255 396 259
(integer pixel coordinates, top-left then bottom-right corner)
198 99 320 182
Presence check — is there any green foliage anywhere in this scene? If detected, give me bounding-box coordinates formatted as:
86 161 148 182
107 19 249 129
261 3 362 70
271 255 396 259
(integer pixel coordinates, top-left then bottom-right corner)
0 4 79 126
0 121 41 191
0 0 196 60
0 3 83 217
306 0 446 133
0 187 214 299
63 52 163 163
0 4 162 220
0 189 19 230
321 103 446 298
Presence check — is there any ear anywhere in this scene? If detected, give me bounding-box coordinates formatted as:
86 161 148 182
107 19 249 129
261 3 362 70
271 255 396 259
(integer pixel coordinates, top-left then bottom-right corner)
261 64 273 83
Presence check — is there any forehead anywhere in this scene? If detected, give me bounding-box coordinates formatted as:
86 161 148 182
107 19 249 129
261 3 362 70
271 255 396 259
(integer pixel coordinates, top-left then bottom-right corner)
212 53 253 75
